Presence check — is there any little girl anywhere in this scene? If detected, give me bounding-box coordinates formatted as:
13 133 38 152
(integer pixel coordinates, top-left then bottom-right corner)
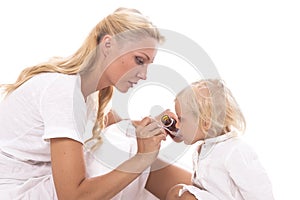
165 79 274 200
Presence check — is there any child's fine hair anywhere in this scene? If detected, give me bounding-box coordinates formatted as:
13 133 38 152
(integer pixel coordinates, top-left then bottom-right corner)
176 79 246 138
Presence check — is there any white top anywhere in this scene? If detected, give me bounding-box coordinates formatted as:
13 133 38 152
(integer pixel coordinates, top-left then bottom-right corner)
0 74 157 199
0 73 86 162
83 120 158 200
181 131 274 200
0 73 86 199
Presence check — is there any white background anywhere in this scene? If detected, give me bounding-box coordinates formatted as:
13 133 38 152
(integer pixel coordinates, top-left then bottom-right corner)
1 0 299 199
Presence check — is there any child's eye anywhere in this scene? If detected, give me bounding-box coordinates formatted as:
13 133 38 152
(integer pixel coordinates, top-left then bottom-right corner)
135 56 145 65
178 116 182 122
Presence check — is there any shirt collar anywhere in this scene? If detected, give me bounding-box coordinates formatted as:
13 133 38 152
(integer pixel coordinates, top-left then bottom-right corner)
203 131 236 145
194 131 236 158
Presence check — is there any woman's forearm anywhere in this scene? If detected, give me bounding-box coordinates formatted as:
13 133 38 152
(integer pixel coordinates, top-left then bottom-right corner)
70 154 154 200
52 118 164 200
51 138 155 200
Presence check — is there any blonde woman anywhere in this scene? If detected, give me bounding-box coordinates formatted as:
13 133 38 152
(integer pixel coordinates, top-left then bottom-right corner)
0 7 171 199
165 79 274 200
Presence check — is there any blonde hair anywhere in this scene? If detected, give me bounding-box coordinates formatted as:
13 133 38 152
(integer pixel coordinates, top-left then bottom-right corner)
176 79 246 139
0 7 164 149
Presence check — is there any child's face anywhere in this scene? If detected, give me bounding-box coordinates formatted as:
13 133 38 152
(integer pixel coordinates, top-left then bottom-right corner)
175 99 205 144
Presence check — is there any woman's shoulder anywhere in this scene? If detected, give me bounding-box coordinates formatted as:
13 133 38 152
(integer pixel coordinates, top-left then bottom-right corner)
34 72 79 82
21 73 83 103
32 73 81 90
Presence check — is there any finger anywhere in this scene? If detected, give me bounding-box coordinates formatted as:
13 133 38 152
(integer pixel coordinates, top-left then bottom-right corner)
143 121 161 132
164 109 171 113
135 117 153 133
153 109 170 122
138 125 164 139
164 110 179 122
138 127 161 138
138 117 152 127
151 134 166 148
155 132 167 141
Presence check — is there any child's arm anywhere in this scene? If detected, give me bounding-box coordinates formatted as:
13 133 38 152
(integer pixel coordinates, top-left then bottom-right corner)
166 184 197 200
166 184 219 200
225 143 274 200
145 159 192 199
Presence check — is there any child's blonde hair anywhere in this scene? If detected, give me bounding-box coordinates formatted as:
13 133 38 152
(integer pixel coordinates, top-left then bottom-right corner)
176 79 246 139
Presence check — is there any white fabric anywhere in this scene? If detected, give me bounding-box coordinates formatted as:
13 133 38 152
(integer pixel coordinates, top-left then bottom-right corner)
84 119 158 200
183 131 274 200
0 73 86 161
0 152 57 199
0 73 86 199
0 74 157 199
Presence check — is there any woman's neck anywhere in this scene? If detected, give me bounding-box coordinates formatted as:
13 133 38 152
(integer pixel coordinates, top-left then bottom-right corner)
79 60 109 100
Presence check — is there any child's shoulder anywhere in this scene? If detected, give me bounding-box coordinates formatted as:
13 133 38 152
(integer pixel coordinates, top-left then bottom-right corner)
224 136 259 162
226 136 255 152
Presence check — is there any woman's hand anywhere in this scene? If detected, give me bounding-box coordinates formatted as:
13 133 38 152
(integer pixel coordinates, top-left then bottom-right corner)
105 109 122 127
135 117 166 162
154 109 178 124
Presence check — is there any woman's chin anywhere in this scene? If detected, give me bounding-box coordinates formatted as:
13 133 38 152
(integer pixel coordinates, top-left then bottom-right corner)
116 86 130 93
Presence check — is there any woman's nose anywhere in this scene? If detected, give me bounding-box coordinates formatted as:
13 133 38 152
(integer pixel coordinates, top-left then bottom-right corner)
136 64 148 80
136 72 147 80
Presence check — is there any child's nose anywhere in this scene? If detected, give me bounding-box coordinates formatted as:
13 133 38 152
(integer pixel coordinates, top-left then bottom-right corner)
175 121 180 129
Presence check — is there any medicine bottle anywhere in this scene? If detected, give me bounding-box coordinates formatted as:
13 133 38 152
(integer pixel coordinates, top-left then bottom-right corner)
161 115 179 138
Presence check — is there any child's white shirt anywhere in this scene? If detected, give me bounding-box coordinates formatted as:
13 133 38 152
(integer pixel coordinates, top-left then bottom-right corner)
181 131 274 200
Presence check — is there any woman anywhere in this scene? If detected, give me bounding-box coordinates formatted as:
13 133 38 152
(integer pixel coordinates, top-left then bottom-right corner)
0 7 167 199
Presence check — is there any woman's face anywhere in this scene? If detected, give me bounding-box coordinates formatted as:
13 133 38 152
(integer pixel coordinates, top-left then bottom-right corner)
102 37 158 93
175 99 205 144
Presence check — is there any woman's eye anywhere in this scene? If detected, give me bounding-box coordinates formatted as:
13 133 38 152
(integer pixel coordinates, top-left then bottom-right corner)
135 56 145 65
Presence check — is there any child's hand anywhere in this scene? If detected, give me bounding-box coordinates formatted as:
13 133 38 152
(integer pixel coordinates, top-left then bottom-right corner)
166 184 197 200
179 191 197 200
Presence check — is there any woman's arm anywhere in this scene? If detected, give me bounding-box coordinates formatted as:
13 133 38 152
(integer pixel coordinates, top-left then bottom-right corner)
51 117 166 200
105 109 122 127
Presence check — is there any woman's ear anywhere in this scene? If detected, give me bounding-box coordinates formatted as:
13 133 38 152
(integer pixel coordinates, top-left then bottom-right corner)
100 35 112 57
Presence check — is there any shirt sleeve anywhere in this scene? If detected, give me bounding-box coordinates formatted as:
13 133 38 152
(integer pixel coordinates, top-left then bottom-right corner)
181 185 219 200
225 143 274 200
40 74 86 143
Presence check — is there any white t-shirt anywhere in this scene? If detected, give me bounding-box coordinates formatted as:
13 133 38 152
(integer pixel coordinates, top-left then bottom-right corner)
0 73 86 199
181 131 274 200
0 73 86 162
0 73 157 200
83 120 158 200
